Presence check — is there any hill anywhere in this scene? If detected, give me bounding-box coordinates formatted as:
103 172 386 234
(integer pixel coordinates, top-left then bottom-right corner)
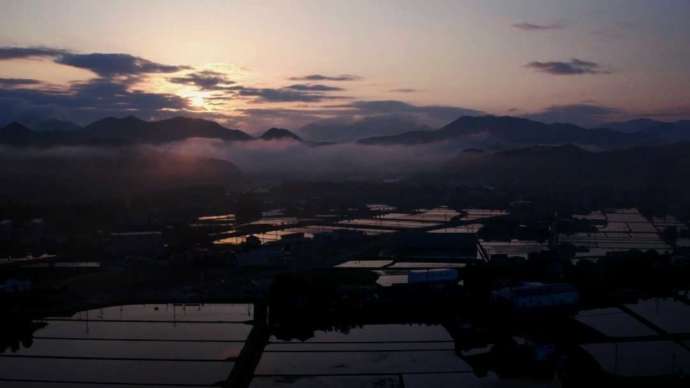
443 142 690 207
0 148 244 202
358 115 657 149
259 128 302 141
0 116 253 146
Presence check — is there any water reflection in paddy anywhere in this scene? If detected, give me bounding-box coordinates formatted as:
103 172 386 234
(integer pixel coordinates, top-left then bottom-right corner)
1 304 567 387
214 225 395 246
259 324 465 375
1 304 252 388
255 324 558 388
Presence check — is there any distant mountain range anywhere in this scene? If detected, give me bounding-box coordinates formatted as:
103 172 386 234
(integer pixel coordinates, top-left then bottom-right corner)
2 114 689 151
82 116 253 144
357 115 690 148
299 115 433 143
27 119 83 132
603 118 690 141
0 116 306 147
3 113 690 204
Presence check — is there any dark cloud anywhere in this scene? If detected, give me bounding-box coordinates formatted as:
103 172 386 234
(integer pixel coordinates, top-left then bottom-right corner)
0 46 197 124
525 103 621 127
288 74 361 81
389 88 418 93
56 53 188 77
0 78 189 125
238 87 345 103
70 79 188 111
168 70 236 90
0 46 66 59
513 22 563 31
526 58 610 75
0 46 482 133
285 84 344 92
0 46 188 78
0 46 354 123
0 78 42 87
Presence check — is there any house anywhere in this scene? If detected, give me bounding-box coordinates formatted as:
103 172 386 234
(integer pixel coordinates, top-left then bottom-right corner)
0 278 32 295
491 282 579 314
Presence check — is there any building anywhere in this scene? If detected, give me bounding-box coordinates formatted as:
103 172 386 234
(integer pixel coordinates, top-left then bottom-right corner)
491 282 579 314
408 268 458 284
0 278 32 295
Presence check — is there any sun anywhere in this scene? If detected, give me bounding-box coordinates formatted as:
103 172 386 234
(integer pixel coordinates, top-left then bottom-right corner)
189 94 205 108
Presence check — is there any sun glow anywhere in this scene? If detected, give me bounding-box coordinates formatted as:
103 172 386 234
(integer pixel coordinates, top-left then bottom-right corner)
189 94 205 108
176 90 213 111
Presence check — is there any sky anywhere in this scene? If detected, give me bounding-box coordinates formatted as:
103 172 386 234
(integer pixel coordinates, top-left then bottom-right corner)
1 0 690 133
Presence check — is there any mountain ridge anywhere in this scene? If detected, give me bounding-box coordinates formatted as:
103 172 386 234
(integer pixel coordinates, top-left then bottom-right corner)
356 115 686 149
0 116 253 146
260 128 302 141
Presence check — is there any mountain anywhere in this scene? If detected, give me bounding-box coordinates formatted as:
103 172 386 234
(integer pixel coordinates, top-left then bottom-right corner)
639 120 690 142
604 119 690 142
28 119 83 132
84 116 253 144
0 122 36 145
0 116 253 146
81 116 151 144
358 115 645 149
260 128 302 141
603 119 673 133
299 115 433 143
0 148 244 202
443 142 690 202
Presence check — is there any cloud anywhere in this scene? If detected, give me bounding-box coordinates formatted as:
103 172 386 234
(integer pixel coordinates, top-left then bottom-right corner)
288 74 361 81
513 22 563 31
56 53 188 77
285 84 344 91
0 136 463 179
161 137 456 176
0 46 198 124
0 78 190 125
525 103 621 126
389 88 418 93
0 46 66 60
238 87 345 103
526 58 610 75
0 46 480 134
0 46 352 124
0 78 42 87
0 46 188 78
168 70 236 90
